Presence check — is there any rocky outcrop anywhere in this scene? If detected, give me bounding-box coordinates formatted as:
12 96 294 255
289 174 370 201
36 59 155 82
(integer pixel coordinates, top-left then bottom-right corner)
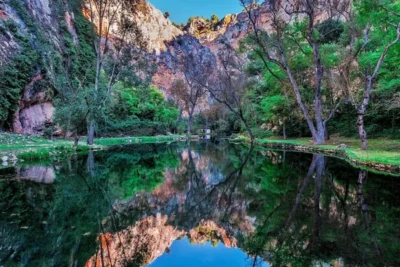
0 1 23 67
2 0 349 134
1 0 63 133
153 33 217 98
83 0 182 54
12 74 54 134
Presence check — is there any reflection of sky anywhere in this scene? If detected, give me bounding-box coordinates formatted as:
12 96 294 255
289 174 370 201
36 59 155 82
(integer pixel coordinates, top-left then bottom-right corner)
148 237 270 267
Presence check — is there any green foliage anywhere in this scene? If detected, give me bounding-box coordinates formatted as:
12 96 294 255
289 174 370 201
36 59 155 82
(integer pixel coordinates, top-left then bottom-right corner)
52 5 97 136
315 19 344 44
0 35 40 127
260 95 288 122
100 83 180 136
238 0 400 140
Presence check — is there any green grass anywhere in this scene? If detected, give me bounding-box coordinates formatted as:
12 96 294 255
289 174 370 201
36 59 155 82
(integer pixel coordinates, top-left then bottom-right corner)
0 133 184 163
235 136 400 166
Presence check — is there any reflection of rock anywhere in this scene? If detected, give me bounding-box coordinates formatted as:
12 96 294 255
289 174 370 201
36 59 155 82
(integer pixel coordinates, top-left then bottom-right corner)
16 166 55 184
188 220 237 248
85 214 185 267
86 216 238 267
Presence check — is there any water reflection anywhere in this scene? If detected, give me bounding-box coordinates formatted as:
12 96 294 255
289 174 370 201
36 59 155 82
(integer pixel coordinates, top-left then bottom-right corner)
0 141 399 266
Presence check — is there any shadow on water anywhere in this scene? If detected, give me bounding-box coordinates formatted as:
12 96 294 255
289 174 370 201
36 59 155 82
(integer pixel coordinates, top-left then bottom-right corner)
0 141 399 266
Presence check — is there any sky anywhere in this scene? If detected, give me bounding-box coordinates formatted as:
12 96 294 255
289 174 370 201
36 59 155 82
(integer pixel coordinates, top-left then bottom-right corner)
149 238 270 267
148 0 243 24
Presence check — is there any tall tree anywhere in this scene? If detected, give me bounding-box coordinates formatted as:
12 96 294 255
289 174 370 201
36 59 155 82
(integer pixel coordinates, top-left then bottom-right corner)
239 0 347 144
339 0 400 150
194 39 255 142
169 36 214 139
85 0 147 144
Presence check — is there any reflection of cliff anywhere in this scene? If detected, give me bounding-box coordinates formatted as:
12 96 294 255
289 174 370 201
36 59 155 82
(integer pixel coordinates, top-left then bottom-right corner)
95 144 255 265
188 220 237 248
85 217 237 267
3 143 399 267
85 215 185 267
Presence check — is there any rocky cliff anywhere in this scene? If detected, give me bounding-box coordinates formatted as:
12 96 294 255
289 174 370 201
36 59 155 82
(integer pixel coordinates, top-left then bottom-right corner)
0 0 73 133
0 0 340 134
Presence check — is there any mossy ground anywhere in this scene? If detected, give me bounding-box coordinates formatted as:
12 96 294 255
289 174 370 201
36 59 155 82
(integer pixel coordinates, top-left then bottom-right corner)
1 133 399 170
0 133 184 162
234 136 400 166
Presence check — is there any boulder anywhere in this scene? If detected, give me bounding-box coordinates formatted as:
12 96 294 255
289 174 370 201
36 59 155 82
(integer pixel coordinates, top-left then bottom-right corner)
337 144 350 149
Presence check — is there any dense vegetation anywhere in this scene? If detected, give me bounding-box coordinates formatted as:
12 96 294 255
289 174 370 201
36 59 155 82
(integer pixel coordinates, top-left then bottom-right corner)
228 0 399 148
0 0 180 142
0 0 399 150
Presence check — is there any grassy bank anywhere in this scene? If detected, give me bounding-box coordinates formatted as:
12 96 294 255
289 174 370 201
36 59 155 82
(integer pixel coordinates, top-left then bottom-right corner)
0 133 184 162
234 136 400 173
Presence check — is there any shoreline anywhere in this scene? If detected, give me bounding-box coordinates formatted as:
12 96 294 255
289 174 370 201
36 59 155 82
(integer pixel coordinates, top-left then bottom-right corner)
0 134 185 164
234 137 400 175
1 133 399 175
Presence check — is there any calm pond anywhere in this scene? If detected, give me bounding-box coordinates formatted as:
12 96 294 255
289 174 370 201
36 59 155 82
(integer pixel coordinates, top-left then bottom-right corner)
0 141 399 266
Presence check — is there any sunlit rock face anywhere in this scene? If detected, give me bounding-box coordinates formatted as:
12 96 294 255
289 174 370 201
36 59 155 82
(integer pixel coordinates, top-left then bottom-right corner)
83 0 182 54
153 34 217 110
2 0 351 133
1 0 69 133
12 74 54 135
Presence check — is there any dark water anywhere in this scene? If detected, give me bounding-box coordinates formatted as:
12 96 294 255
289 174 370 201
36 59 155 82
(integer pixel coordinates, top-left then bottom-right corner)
0 141 399 267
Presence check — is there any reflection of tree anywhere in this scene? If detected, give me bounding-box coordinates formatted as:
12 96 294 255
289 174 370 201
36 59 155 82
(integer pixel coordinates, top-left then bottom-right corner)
1 143 400 267
240 154 400 267
0 144 180 266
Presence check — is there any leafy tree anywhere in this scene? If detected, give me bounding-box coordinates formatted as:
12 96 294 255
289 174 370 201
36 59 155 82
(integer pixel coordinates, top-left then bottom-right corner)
239 0 347 144
339 0 400 149
85 0 148 144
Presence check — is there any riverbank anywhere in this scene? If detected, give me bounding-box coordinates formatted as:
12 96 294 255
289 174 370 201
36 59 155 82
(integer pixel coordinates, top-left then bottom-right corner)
0 133 184 163
234 136 400 174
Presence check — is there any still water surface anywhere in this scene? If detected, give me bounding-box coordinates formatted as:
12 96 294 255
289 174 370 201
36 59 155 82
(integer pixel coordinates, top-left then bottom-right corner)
0 141 399 266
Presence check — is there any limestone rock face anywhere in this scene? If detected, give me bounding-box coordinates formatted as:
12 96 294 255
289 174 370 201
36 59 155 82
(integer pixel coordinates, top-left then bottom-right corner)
13 102 54 134
153 34 217 97
83 0 182 54
2 0 348 134
1 0 65 134
12 74 54 134
133 2 182 53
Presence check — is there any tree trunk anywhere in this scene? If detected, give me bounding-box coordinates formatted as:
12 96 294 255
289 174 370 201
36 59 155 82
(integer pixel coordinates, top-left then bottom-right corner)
357 111 368 150
325 126 330 141
87 120 95 145
74 133 80 147
313 125 326 145
241 116 254 143
357 77 372 151
311 155 325 251
282 122 287 140
187 114 192 140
